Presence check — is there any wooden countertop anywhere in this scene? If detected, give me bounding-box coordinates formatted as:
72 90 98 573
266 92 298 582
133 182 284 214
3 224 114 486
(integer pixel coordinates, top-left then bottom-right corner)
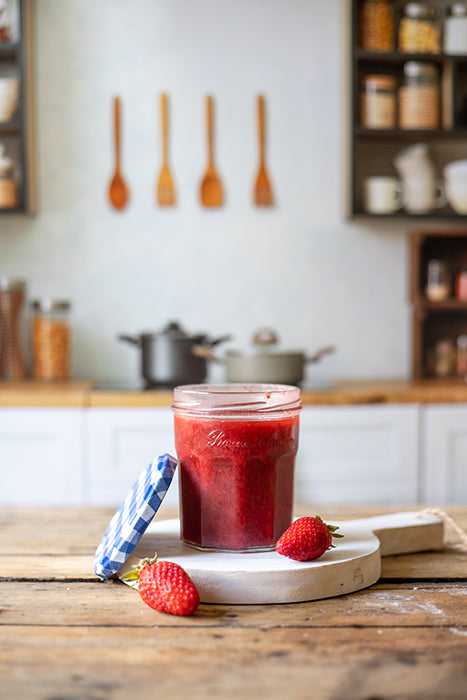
1 504 466 699
3 378 467 407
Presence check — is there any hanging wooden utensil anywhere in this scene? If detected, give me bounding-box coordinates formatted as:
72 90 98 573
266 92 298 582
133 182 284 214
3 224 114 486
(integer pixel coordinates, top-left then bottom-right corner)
157 93 176 206
108 96 129 210
254 94 274 207
200 95 223 207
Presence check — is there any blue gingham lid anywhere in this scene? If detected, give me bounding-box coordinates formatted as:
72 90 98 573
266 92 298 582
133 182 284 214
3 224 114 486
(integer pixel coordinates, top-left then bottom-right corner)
94 453 177 579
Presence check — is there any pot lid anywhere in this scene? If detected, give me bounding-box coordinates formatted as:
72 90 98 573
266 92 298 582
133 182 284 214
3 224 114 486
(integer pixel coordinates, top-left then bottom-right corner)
142 321 206 342
94 453 177 579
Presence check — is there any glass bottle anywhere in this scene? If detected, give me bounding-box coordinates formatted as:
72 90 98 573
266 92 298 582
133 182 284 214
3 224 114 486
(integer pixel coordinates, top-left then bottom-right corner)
172 383 302 552
31 299 71 380
0 277 27 379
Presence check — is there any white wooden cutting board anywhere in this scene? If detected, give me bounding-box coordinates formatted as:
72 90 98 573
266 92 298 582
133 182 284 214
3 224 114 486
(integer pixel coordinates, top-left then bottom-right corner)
118 512 444 604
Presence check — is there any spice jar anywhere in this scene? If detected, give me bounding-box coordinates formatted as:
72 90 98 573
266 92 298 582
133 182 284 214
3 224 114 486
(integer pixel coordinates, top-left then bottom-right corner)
433 339 456 377
455 268 467 300
0 277 27 379
360 74 396 128
360 0 394 52
399 3 441 54
32 299 71 380
399 61 440 129
445 3 467 54
426 259 450 301
172 383 302 552
457 335 467 376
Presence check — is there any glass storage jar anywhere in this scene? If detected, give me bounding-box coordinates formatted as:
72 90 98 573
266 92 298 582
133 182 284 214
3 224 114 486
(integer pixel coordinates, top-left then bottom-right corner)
399 61 440 129
426 259 450 301
0 277 27 379
457 334 467 376
360 0 394 52
172 383 302 552
399 2 441 53
32 299 71 380
360 74 397 128
433 339 456 377
444 3 467 54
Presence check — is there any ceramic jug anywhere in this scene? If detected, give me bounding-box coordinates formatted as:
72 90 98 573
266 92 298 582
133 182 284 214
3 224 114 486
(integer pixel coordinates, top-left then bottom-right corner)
393 143 446 214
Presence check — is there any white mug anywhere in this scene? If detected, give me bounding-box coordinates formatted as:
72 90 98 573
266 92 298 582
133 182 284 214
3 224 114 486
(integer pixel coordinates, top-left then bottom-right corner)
402 176 446 214
363 176 403 214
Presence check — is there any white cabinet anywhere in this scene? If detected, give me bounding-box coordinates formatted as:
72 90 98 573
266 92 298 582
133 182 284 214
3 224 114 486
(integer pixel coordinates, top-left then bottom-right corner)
0 408 85 505
85 408 178 506
421 405 467 504
294 405 420 505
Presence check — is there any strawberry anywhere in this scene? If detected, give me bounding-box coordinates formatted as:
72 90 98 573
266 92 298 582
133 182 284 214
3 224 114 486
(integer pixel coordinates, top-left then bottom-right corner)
123 554 200 616
275 516 343 562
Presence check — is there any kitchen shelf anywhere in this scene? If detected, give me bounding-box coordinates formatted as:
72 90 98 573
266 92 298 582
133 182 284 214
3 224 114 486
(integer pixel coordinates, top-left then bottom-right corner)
348 0 467 220
410 228 467 379
0 0 37 215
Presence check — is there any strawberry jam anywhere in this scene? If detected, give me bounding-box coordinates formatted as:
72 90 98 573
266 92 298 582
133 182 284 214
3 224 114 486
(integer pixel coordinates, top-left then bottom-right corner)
172 384 301 552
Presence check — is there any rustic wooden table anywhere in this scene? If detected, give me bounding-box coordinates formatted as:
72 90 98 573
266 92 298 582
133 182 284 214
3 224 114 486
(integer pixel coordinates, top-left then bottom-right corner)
1 505 466 699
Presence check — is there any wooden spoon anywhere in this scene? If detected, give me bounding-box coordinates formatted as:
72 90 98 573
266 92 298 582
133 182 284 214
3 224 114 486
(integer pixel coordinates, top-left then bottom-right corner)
254 94 274 207
108 96 129 210
200 95 223 207
157 93 176 206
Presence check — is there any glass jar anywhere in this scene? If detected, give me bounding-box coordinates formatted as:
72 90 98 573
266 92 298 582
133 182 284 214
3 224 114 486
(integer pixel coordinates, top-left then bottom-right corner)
433 339 456 377
426 259 450 301
455 268 467 300
360 0 394 52
360 74 397 128
399 61 440 129
457 335 467 376
32 299 71 380
0 277 27 379
399 3 441 54
445 3 467 54
172 383 302 552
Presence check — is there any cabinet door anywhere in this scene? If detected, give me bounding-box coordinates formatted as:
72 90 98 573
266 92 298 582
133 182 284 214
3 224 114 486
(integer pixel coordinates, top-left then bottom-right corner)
421 405 467 504
294 405 420 505
0 408 85 505
86 408 178 506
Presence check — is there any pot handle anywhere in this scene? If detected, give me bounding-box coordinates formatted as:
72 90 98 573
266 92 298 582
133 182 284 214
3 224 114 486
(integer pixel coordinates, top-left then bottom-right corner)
192 345 221 362
118 334 142 347
203 334 232 347
306 345 335 364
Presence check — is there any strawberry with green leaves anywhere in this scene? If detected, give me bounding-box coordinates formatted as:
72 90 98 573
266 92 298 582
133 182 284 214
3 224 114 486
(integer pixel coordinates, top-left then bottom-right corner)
123 554 200 616
275 516 343 562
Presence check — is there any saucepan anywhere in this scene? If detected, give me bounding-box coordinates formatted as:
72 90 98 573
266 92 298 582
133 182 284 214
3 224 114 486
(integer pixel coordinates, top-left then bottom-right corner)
194 327 335 385
119 320 231 388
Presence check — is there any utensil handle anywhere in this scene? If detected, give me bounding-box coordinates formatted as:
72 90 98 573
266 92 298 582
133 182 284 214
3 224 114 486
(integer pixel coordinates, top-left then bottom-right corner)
206 95 214 166
257 94 265 166
118 334 141 347
114 96 121 171
160 93 169 165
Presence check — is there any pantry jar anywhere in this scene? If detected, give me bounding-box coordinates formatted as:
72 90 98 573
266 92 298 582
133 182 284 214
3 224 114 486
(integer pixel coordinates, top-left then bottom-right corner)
399 2 441 54
360 0 394 51
399 61 440 129
426 259 450 301
360 74 397 128
172 383 302 552
0 277 27 379
31 299 71 380
445 3 467 54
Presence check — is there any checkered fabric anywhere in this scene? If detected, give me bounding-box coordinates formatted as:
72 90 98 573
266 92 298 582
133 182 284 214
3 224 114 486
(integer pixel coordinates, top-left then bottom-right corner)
94 453 178 579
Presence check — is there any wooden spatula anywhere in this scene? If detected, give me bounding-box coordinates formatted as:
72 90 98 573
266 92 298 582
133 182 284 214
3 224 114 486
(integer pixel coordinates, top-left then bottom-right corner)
108 96 129 210
157 93 176 206
200 95 223 207
254 94 274 207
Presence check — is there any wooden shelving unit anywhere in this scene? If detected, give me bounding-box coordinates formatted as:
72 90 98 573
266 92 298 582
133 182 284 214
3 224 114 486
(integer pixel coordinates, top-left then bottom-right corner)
410 228 467 378
349 0 467 220
0 0 36 215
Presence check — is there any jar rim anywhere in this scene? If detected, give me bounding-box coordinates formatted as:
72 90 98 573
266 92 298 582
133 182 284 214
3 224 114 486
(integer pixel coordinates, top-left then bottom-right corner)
172 383 302 416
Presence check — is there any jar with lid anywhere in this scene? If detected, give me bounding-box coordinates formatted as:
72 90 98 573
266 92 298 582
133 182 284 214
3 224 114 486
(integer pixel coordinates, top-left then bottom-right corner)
359 0 394 52
31 299 71 380
457 335 467 376
0 144 18 209
433 339 456 377
426 259 450 301
360 74 396 128
399 61 440 129
172 383 302 551
445 3 467 54
399 3 441 54
0 277 27 379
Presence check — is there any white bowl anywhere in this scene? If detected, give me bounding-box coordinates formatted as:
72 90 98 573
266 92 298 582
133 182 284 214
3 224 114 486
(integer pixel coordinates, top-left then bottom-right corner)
0 78 20 123
444 159 467 180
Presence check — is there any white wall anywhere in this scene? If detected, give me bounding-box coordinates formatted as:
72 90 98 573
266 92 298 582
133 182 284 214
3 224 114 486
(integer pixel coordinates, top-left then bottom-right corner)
0 0 411 385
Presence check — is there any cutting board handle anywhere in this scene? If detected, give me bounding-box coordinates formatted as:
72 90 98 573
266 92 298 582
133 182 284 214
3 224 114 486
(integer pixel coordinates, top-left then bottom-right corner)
346 511 444 557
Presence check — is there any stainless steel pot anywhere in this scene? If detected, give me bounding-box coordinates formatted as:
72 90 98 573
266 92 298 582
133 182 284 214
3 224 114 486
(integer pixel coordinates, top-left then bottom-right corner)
119 321 231 388
197 328 335 385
